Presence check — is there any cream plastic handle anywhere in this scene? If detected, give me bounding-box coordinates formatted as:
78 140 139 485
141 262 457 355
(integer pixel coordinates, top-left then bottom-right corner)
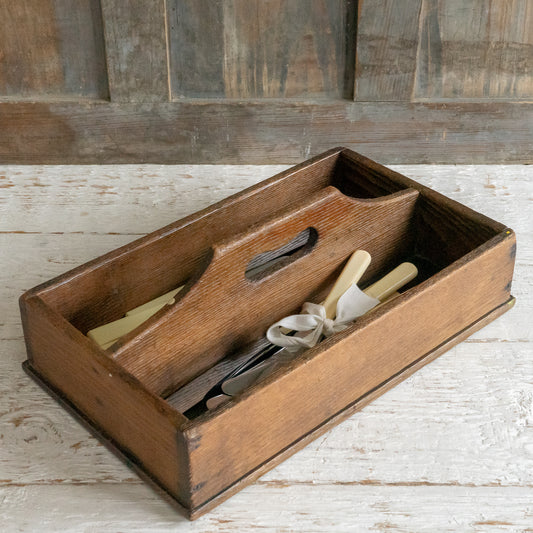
88 304 168 346
322 250 371 319
125 287 183 316
90 256 289 347
364 262 418 301
277 249 371 335
88 287 183 347
221 250 372 396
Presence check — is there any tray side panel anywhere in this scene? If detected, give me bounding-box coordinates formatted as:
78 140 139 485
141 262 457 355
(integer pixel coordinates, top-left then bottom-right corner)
186 230 515 507
19 295 192 508
188 296 515 519
35 149 343 334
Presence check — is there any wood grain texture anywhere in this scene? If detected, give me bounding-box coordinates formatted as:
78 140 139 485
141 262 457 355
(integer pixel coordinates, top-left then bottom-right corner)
1 100 532 164
167 0 356 99
416 0 533 100
356 0 533 102
355 0 423 101
100 0 169 102
0 0 108 99
1 163 531 530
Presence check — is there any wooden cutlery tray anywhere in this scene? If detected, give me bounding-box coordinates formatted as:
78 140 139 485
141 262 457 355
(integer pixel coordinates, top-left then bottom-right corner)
20 148 516 519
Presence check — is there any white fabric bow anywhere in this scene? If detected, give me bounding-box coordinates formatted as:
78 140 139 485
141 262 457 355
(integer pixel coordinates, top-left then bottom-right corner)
266 284 380 352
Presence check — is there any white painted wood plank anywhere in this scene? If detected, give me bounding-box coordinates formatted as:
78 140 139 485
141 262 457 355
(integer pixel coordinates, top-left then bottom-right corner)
1 163 531 531
0 165 289 234
1 164 531 235
1 484 532 532
389 165 533 236
0 234 134 340
0 339 137 485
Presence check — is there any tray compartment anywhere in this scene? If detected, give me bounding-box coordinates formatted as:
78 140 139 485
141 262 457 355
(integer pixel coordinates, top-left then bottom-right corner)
109 186 420 397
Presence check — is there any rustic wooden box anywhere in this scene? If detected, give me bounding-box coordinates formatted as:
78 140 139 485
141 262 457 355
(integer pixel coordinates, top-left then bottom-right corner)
20 148 516 519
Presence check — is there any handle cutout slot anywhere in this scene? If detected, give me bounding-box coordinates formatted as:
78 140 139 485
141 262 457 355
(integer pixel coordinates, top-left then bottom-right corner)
245 227 318 281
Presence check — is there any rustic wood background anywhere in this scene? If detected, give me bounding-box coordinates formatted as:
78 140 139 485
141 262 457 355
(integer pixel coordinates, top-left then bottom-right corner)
0 0 532 163
1 163 531 530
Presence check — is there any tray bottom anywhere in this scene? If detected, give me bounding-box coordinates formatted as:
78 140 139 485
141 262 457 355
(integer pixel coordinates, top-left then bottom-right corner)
22 296 515 520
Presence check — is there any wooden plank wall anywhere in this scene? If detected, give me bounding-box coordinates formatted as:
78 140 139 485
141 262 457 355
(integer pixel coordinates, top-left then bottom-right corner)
355 0 533 101
354 0 423 101
0 0 108 99
415 0 533 100
0 0 531 163
99 0 169 102
168 0 356 99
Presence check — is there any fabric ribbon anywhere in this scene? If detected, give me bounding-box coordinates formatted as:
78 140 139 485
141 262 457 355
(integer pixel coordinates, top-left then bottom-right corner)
266 284 380 352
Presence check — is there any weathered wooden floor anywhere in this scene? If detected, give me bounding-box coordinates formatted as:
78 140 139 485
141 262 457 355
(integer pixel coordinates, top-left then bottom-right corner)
1 164 531 532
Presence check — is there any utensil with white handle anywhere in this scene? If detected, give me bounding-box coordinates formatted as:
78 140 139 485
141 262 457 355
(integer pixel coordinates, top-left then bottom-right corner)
187 250 372 415
219 261 418 399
